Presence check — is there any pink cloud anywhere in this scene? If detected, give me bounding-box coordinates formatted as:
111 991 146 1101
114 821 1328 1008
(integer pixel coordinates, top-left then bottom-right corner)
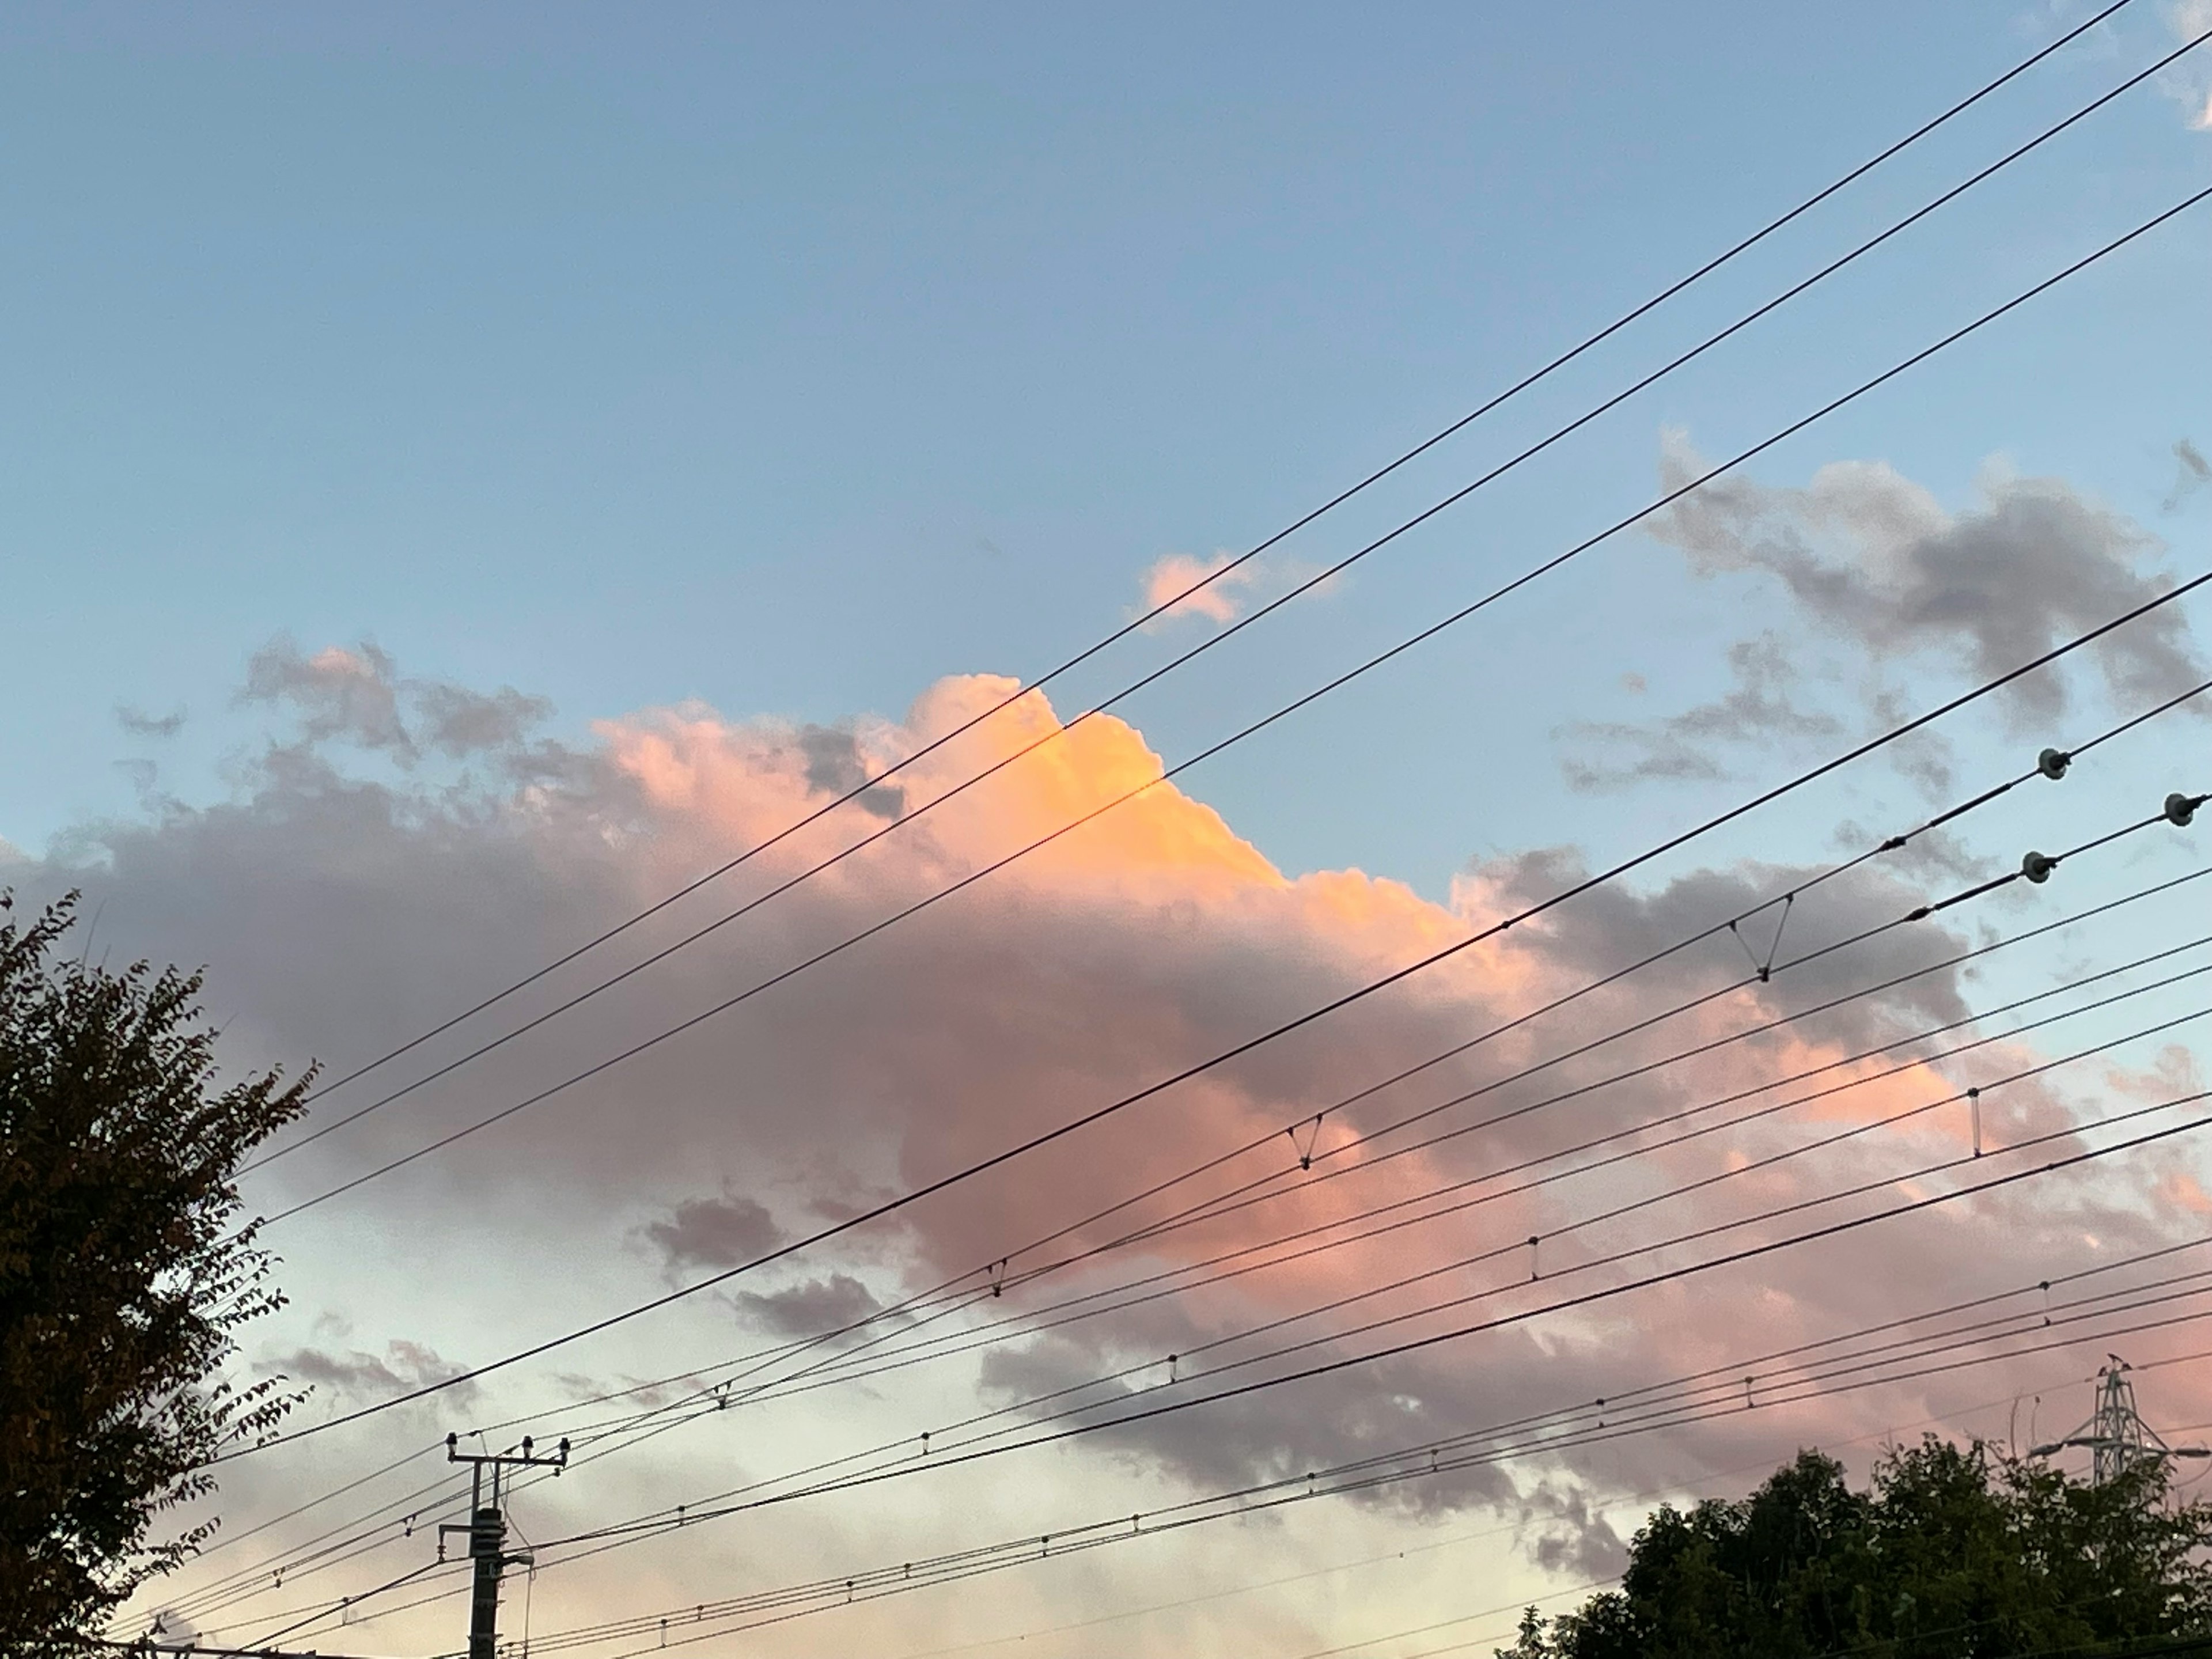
48 650 2212 1653
1136 551 1260 627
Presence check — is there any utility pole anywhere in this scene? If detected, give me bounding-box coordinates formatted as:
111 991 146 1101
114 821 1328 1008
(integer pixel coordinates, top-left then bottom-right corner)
440 1431 569 1659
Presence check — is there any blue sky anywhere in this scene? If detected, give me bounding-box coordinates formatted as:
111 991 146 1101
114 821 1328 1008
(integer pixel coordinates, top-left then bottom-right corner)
16 7 2212 1653
6 0 2207 897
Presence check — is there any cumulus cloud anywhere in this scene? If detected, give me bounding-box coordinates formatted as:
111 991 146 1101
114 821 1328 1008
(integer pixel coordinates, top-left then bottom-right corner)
31 638 2212 1649
238 635 558 768
735 1273 883 1337
1131 550 1336 630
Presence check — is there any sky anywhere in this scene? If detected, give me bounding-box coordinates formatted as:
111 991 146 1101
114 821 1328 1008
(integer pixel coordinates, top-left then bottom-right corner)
6 2 2212 1656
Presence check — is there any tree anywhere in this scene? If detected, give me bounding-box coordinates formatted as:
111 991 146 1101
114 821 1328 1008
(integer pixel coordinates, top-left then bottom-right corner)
1500 1438 2212 1658
0 893 313 1653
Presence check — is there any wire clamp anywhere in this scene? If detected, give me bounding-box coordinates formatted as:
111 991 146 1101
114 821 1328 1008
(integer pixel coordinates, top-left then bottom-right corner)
2166 792 2204 828
2021 850 2056 884
2038 747 2072 781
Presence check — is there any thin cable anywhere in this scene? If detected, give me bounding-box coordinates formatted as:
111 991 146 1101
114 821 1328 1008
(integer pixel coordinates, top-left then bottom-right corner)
272 0 2140 1129
255 21 2212 1178
544 1077 2212 1547
434 692 2212 1467
527 1288 2212 1655
225 542 2212 1457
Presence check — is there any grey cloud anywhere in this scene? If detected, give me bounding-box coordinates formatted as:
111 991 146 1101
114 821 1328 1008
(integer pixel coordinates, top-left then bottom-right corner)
274 1338 479 1406
242 637 414 757
798 724 906 820
21 651 2207 1581
734 1274 881 1337
117 704 187 739
1643 433 2206 725
2166 439 2211 513
642 1189 783 1272
1514 1478 1627 1580
1562 635 1841 792
237 635 557 768
416 681 555 759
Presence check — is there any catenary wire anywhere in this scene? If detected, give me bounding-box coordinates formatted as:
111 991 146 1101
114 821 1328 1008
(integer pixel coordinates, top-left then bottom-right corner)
220 534 2212 1457
497 1272 2212 1654
169 804 2209 1632
251 21 2212 1182
263 0 2141 1136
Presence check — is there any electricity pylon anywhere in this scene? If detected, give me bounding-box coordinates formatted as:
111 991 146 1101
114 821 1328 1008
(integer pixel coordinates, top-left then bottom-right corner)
2029 1355 2210 1485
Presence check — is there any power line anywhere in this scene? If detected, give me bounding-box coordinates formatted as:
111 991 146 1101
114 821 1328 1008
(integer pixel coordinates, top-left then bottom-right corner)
252 20 2212 1185
464 692 2210 1474
252 1018 2202 1657
221 541 2212 1459
172 819 2212 1632
301 1287 2212 1653
513 1265 2212 1654
255 157 2212 1233
532 849 2212 1466
265 0 2142 1136
582 983 2212 1525
690 932 2212 1425
533 1073 2212 1554
167 902 2184 1641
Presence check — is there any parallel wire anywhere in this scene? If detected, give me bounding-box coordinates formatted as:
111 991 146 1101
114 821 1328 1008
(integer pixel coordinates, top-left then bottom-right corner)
165 791 2209 1632
228 381 2212 1467
262 0 2142 1139
517 986 2212 1562
251 28 2212 1201
500 1268 2212 1654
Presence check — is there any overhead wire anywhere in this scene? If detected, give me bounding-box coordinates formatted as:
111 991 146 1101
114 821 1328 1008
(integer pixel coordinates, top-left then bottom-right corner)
261 0 2144 1138
165 772 2211 1635
215 566 2212 1476
236 1005 2210 1657
467 688 2212 1473
291 1286 2212 1653
494 1258 2212 1654
502 824 2212 1470
249 21 2212 1196
537 972 2212 1539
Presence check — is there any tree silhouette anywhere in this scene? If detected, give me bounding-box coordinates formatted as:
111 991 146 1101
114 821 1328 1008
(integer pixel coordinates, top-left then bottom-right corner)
0 893 314 1652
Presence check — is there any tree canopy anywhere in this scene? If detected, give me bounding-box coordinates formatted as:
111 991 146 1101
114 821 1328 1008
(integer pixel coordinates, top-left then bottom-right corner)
0 893 312 1653
1501 1437 2212 1659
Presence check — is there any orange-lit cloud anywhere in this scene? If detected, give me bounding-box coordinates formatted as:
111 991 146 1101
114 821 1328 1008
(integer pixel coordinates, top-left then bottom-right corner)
36 647 2212 1656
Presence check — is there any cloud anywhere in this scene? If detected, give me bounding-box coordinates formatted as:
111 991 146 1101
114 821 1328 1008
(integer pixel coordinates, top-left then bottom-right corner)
274 1339 480 1407
29 638 2212 1645
1561 635 1843 791
116 704 187 740
797 724 907 820
242 638 414 756
1136 551 1263 627
1628 433 2206 749
415 681 554 759
237 635 559 768
2168 1 2212 128
735 1273 883 1338
641 1189 785 1272
2166 438 2211 513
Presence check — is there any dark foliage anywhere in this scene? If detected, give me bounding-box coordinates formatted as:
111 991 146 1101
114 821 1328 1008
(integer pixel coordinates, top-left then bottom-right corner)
0 894 313 1653
1501 1438 2212 1659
